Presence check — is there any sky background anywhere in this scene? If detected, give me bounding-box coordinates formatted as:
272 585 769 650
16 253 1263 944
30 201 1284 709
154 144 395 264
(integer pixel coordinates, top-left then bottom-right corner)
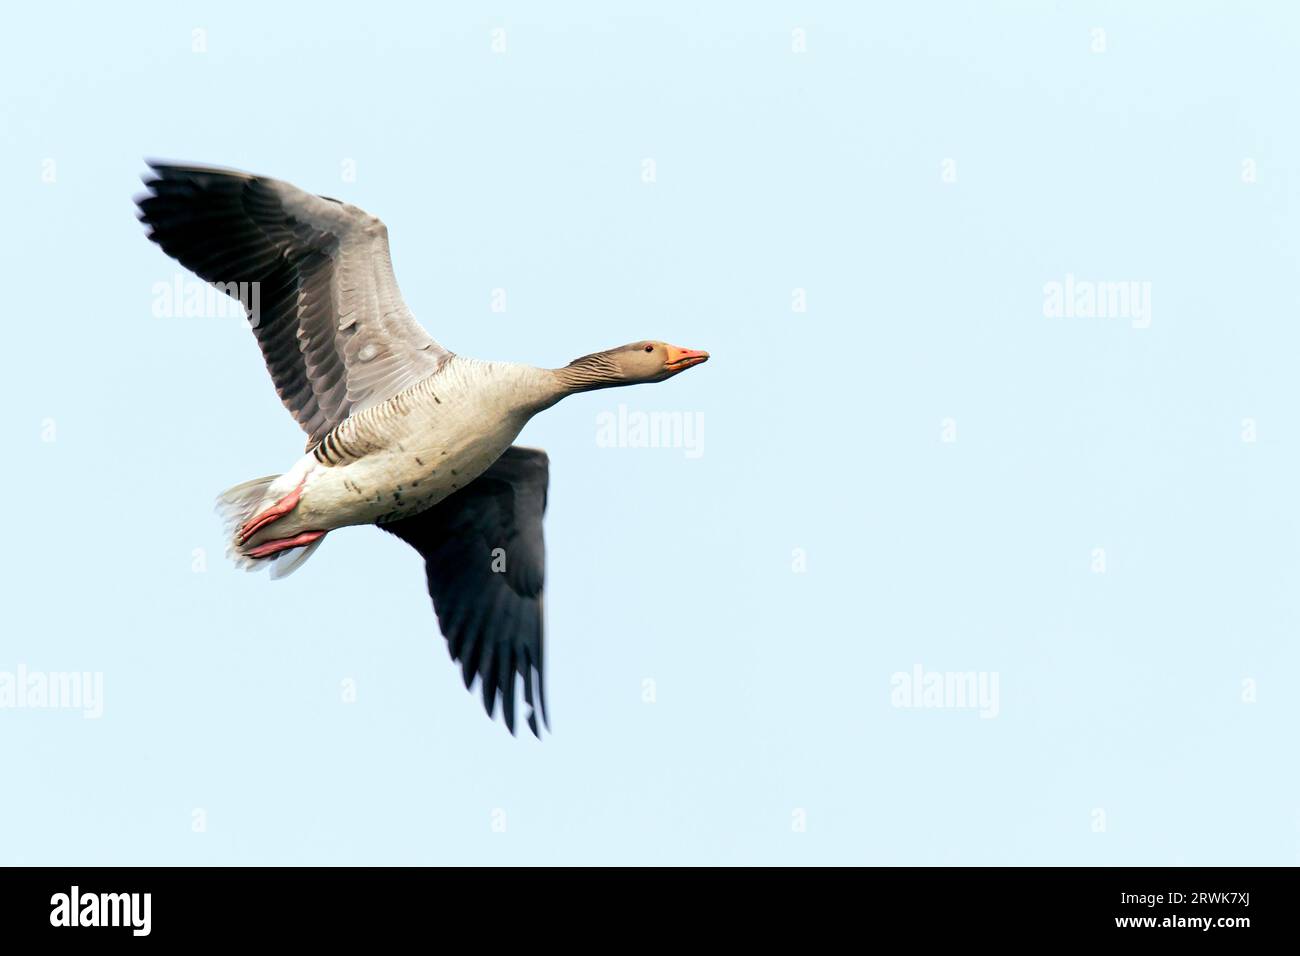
3 2 1299 865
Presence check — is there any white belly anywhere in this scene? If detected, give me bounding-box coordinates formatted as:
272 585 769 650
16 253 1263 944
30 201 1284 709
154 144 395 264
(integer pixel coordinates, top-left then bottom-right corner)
258 358 547 539
307 411 525 527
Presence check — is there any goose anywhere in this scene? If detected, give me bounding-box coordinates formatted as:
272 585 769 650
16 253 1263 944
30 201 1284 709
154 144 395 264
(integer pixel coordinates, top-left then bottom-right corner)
136 161 709 737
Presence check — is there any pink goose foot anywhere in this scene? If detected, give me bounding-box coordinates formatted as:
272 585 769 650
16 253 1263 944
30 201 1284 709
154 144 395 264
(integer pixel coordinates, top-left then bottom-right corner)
238 476 307 543
245 529 326 559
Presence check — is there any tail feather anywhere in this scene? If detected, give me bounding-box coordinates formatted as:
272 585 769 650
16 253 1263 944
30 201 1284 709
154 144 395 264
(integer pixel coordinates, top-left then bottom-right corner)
215 474 324 578
269 535 325 579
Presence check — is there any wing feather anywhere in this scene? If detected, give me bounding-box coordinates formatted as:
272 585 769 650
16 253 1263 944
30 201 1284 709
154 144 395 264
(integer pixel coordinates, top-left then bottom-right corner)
137 161 452 445
381 447 550 737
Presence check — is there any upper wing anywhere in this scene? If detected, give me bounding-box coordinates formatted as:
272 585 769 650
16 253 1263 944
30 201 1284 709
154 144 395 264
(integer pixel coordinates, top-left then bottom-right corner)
381 447 550 737
136 161 451 446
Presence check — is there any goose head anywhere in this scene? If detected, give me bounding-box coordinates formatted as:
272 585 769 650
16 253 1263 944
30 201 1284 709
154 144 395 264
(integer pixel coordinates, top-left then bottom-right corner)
555 341 709 393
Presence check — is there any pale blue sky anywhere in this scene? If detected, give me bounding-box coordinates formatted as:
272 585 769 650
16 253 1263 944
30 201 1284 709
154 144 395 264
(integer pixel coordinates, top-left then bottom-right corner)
2 2 1298 865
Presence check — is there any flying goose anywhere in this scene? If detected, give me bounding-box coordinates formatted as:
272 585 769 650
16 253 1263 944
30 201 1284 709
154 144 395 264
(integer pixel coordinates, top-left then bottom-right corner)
136 161 709 737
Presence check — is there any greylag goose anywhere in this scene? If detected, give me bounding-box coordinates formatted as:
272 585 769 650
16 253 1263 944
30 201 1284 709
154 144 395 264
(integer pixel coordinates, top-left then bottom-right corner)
136 161 709 737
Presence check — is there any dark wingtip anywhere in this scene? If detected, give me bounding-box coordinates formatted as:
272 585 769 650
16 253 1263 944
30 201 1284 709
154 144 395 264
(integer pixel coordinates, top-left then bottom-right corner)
141 159 256 181
141 158 178 182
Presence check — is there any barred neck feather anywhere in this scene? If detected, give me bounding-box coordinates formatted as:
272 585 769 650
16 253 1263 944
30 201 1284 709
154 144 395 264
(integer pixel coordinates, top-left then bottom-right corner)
553 350 623 393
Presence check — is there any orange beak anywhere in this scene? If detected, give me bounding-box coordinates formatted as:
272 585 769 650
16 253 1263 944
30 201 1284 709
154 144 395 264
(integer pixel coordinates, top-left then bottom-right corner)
664 344 710 373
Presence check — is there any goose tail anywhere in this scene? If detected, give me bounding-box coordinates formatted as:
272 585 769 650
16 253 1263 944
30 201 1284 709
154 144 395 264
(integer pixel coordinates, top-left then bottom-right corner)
215 474 325 579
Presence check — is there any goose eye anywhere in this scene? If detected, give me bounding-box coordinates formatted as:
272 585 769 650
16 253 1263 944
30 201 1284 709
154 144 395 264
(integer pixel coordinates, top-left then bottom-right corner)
643 345 653 353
